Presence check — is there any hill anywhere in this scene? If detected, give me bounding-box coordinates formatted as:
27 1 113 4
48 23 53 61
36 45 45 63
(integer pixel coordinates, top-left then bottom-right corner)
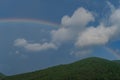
3 57 120 80
113 60 120 64
0 73 5 79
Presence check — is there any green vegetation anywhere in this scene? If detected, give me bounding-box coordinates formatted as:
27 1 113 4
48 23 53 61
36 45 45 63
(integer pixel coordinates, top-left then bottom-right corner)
113 60 120 64
3 57 120 80
0 73 5 79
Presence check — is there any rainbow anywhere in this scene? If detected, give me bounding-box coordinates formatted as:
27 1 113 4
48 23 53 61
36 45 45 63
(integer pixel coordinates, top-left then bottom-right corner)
0 18 60 27
104 47 120 59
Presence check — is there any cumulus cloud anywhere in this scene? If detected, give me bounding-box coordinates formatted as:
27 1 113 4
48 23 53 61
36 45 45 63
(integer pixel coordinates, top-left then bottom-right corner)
14 38 57 51
110 9 120 25
110 8 120 38
14 38 27 46
76 24 118 47
71 3 119 56
61 7 94 27
51 6 119 56
52 7 94 43
51 28 72 43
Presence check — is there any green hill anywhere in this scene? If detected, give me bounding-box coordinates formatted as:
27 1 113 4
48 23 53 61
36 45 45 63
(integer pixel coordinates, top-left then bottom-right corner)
0 73 5 79
3 57 120 80
113 60 120 64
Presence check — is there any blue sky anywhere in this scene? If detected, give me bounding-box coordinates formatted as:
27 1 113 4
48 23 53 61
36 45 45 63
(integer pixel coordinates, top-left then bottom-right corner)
0 0 119 23
0 0 120 75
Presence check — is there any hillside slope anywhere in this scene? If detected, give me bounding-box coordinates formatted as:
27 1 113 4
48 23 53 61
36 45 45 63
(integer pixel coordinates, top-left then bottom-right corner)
4 57 120 80
113 60 120 64
0 73 5 79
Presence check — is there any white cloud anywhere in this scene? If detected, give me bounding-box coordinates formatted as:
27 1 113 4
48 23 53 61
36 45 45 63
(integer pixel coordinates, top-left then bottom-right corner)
110 8 120 38
110 9 120 25
61 7 94 27
51 7 119 56
52 7 94 43
76 24 117 47
51 28 77 43
25 42 56 51
14 38 57 51
14 38 27 46
51 28 71 43
72 4 120 56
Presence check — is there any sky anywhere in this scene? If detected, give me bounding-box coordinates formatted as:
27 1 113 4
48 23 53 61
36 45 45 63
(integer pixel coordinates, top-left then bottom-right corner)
0 0 120 75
